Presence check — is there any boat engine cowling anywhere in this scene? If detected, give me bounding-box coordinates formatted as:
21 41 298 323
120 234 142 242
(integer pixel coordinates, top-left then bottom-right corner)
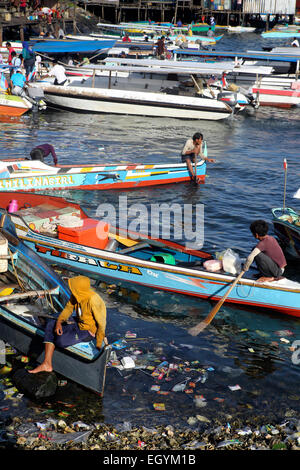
217 91 238 108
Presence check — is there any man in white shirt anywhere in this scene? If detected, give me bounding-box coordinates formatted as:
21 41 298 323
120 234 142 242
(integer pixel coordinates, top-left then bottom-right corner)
10 51 22 76
48 62 67 85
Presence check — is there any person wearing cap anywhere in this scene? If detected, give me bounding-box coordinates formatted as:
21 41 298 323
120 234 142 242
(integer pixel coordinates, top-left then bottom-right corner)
29 275 107 374
10 69 27 97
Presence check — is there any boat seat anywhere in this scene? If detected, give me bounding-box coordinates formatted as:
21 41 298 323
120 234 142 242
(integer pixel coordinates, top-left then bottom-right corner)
118 241 150 255
67 338 104 361
176 260 205 270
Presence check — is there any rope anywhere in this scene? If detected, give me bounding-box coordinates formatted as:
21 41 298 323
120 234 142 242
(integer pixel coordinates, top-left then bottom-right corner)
8 248 26 292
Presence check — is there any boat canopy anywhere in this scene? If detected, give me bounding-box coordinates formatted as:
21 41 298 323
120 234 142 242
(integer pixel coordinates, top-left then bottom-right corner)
31 40 116 54
174 49 300 63
103 57 274 75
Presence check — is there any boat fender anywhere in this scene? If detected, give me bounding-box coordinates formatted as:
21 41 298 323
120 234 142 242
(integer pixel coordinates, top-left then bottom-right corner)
0 233 8 273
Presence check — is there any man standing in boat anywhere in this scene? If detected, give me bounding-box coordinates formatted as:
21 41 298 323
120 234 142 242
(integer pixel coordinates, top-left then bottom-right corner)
29 275 107 374
155 36 167 59
243 220 287 283
181 132 215 183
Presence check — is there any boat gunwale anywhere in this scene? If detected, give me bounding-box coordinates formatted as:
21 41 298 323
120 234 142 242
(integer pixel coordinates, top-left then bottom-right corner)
20 230 300 295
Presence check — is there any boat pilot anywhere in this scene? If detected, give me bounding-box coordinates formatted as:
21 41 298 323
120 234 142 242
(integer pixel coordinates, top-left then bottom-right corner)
29 275 107 374
243 220 287 283
181 132 215 183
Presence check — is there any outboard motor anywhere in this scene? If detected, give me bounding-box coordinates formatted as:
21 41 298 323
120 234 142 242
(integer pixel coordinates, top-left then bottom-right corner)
217 91 238 110
27 86 47 111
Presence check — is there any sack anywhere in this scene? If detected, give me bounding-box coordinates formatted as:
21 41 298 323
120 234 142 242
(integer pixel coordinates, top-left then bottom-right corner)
203 259 222 272
222 248 242 275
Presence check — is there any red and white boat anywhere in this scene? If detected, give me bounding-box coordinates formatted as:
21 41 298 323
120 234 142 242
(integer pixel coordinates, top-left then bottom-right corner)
251 80 300 108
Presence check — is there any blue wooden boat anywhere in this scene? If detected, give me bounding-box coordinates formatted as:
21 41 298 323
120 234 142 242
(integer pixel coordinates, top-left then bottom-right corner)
272 207 300 259
0 212 111 395
262 31 300 39
0 156 206 192
1 192 300 318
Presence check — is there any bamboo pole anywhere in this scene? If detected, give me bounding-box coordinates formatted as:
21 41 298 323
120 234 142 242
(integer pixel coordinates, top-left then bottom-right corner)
0 287 59 303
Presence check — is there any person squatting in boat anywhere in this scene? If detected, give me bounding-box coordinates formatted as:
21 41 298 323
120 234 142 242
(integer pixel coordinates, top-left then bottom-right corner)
29 275 107 374
243 219 287 283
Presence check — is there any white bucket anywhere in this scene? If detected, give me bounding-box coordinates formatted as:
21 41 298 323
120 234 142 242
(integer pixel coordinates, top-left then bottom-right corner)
0 234 8 273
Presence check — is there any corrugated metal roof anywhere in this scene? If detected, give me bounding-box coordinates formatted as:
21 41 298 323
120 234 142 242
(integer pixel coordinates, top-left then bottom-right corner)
243 0 296 14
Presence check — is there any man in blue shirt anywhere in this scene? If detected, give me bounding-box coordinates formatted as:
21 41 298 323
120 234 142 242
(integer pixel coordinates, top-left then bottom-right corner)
10 69 27 96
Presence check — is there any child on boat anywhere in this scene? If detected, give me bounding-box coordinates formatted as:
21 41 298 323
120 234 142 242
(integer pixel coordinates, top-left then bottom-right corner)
244 219 287 283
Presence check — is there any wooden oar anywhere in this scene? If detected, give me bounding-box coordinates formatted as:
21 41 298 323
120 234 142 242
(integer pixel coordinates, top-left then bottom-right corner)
188 270 245 336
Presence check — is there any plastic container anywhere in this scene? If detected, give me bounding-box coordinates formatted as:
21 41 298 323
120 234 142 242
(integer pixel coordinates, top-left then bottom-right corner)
0 234 8 273
57 218 110 250
8 200 18 213
150 252 176 265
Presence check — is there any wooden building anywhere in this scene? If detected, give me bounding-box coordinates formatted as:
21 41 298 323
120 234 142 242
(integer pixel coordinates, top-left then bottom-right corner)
80 0 297 26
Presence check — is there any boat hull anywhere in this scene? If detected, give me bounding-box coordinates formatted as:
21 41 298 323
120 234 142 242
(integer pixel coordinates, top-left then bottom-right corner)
272 208 300 259
0 94 31 117
1 193 298 318
0 215 110 394
0 160 206 191
20 236 300 317
252 86 300 107
0 309 110 395
37 84 232 121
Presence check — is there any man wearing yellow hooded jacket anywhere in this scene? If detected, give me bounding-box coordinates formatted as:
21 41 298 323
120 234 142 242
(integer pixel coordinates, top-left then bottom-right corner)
29 275 107 374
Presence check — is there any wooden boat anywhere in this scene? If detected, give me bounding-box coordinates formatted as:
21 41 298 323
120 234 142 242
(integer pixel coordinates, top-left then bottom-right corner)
192 23 228 33
0 212 111 395
1 192 300 318
31 39 116 55
0 155 207 192
101 58 255 110
262 30 300 39
168 33 223 46
272 207 300 259
251 80 300 108
227 26 256 33
34 63 234 120
0 92 33 117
